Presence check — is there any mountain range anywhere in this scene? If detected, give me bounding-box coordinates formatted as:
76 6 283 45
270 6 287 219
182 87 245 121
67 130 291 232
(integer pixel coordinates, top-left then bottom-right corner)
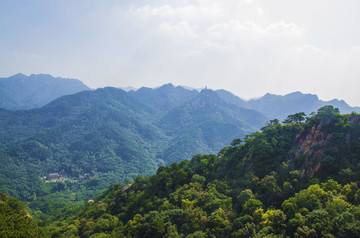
15 105 360 237
0 74 359 203
1 73 359 119
0 84 265 201
1 74 360 237
215 90 360 120
0 73 90 110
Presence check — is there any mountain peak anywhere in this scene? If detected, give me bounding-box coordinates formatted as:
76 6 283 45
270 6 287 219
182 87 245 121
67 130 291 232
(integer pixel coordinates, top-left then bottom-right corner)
0 73 89 110
286 91 303 95
262 92 277 98
189 88 225 110
29 74 54 80
199 88 216 95
10 73 27 77
7 73 28 80
158 83 175 89
156 83 176 93
284 91 319 100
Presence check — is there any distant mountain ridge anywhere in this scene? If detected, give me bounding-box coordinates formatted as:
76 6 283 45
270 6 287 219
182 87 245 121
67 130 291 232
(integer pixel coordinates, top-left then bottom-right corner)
121 84 360 121
0 73 90 110
0 84 265 200
214 90 360 121
1 73 358 118
1 75 360 204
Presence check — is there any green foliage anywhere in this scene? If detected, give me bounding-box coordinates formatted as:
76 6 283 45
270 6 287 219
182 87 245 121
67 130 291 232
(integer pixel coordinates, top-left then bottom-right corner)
243 199 263 216
3 106 360 237
283 112 306 124
0 85 267 221
40 106 360 237
0 191 45 237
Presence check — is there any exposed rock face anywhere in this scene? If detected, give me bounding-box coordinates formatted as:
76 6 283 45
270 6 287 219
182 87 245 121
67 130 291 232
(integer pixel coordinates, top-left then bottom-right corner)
349 115 360 125
292 114 360 179
347 115 360 143
25 212 32 219
121 184 132 193
294 123 332 178
295 123 331 156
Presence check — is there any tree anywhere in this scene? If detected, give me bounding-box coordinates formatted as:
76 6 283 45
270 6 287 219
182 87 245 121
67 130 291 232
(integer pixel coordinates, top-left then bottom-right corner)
243 199 263 216
259 209 286 235
315 105 340 124
70 193 77 201
231 139 243 147
283 112 306 124
237 189 255 207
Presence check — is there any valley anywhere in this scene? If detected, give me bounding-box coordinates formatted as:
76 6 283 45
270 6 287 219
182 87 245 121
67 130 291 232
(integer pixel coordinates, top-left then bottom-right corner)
1 75 360 237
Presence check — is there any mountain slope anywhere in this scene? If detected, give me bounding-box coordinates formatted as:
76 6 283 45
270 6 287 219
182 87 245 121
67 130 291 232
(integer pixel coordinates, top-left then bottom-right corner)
45 106 360 237
2 83 358 203
129 83 199 120
0 73 90 110
0 192 45 237
159 89 267 163
215 90 360 121
0 87 165 199
0 85 266 202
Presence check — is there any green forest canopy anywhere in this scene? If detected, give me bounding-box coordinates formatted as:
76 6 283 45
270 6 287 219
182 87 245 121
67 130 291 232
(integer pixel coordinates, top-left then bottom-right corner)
32 106 360 237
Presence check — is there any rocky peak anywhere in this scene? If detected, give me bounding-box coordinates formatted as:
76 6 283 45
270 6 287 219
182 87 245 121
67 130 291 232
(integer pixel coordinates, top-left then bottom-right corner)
189 89 223 110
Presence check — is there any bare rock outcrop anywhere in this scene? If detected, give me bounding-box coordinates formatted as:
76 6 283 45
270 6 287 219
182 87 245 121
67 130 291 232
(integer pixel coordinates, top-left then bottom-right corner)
293 123 332 178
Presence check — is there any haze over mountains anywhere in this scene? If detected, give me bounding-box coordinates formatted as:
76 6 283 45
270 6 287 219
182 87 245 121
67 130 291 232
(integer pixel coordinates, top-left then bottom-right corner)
0 73 90 110
217 90 360 121
1 73 359 201
2 73 360 237
1 73 359 118
0 82 265 200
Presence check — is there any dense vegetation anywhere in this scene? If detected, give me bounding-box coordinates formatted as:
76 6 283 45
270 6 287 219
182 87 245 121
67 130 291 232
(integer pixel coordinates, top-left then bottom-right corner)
0 86 265 215
1 75 360 236
2 84 359 206
0 192 45 237
40 106 360 237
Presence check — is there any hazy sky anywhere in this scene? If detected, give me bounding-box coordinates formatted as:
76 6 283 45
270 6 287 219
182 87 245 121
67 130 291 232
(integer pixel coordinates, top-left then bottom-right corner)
1 0 360 106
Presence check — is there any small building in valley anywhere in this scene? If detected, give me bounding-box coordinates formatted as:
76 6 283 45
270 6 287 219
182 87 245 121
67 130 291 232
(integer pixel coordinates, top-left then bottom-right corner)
49 173 60 179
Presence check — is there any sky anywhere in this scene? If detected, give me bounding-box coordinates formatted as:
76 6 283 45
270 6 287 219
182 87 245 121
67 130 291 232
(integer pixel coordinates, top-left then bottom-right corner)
1 0 360 106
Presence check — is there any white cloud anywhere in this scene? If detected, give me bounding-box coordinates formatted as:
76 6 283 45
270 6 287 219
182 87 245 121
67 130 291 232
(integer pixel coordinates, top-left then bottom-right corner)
174 50 202 58
130 3 221 20
285 44 332 58
207 20 262 37
3 0 360 106
266 21 305 38
157 21 199 40
201 40 235 51
207 20 304 38
204 20 305 53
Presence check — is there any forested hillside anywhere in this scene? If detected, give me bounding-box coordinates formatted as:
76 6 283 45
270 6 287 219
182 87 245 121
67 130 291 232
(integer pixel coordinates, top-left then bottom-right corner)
0 85 264 207
44 106 360 237
1 78 360 234
0 192 45 237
